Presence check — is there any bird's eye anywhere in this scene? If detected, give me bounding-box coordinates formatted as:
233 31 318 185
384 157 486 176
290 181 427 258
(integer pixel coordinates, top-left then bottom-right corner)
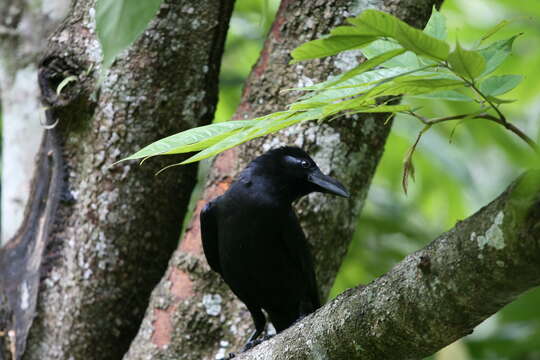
300 160 310 168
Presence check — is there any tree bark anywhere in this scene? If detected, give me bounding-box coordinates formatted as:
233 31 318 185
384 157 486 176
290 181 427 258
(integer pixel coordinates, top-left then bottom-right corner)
0 0 70 244
0 0 234 359
236 170 540 360
123 1 440 359
0 1 69 358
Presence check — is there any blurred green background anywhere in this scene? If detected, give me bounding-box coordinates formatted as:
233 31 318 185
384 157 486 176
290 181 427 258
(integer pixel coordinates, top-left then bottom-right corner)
216 0 540 359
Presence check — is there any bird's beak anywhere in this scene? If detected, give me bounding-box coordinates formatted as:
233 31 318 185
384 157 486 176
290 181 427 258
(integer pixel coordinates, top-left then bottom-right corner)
307 169 350 198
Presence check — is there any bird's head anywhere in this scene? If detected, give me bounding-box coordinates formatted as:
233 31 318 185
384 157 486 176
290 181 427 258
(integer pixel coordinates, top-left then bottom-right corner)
251 146 350 201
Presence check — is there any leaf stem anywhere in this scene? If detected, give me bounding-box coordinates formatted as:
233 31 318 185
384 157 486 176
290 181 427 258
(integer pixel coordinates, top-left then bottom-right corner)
468 81 506 121
407 110 538 151
469 80 537 151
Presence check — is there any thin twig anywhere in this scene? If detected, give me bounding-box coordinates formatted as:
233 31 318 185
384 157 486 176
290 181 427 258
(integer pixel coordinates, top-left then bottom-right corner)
436 64 538 152
406 111 538 151
480 113 538 151
469 82 506 122
402 124 431 194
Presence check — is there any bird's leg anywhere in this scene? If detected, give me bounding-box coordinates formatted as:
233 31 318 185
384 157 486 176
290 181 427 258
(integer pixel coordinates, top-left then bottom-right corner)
240 306 267 352
259 333 275 342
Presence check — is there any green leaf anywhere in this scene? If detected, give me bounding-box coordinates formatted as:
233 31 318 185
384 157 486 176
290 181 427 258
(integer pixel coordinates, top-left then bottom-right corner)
321 96 366 117
447 41 486 80
298 66 442 109
96 0 163 69
348 10 450 60
329 25 373 36
479 20 510 44
349 104 411 114
480 74 523 96
295 67 408 93
255 109 323 134
317 70 451 117
327 48 407 86
423 6 447 41
120 120 259 161
319 78 459 118
181 129 259 164
486 96 516 104
182 110 323 164
410 90 473 102
290 35 376 63
292 68 406 109
371 78 465 98
361 40 421 68
478 35 520 76
290 102 329 111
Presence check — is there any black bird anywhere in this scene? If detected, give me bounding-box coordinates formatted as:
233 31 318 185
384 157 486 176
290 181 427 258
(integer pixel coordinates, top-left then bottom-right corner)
200 146 349 349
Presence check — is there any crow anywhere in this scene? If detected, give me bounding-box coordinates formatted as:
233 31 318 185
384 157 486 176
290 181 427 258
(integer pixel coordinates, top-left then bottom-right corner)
200 146 349 350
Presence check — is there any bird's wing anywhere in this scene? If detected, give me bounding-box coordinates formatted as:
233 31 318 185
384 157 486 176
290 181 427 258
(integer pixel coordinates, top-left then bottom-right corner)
284 209 321 309
200 200 222 274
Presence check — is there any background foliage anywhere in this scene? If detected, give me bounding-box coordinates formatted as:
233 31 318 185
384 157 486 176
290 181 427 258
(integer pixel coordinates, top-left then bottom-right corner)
217 0 540 359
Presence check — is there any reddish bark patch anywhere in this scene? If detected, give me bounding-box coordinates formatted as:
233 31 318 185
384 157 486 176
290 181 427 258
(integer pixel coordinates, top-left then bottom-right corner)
179 176 233 255
216 180 231 193
214 148 238 175
236 0 291 116
179 202 204 255
152 308 173 348
253 46 270 78
151 269 195 348
169 267 194 300
179 202 209 255
251 0 290 78
179 149 235 256
271 0 291 42
233 99 253 120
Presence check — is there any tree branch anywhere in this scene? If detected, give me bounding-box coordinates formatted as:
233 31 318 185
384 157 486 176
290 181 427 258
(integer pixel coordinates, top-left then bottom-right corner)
238 170 540 360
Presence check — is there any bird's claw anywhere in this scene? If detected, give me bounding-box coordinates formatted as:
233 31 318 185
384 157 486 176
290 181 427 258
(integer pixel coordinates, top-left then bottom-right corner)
241 334 275 352
261 334 275 342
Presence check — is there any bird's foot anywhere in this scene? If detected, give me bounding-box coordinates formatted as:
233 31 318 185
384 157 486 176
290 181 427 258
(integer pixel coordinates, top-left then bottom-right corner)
241 339 259 352
261 334 275 342
294 314 307 324
241 334 275 352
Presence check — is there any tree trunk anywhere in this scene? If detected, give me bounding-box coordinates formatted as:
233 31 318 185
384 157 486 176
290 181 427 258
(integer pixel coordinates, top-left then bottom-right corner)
0 0 234 359
0 0 70 244
123 1 440 359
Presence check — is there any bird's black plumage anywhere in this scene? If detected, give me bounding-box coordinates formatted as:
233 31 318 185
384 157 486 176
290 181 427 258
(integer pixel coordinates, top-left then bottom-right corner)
200 146 349 348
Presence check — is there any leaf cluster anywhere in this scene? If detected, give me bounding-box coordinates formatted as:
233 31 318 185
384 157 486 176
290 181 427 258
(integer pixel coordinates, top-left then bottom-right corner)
119 7 533 190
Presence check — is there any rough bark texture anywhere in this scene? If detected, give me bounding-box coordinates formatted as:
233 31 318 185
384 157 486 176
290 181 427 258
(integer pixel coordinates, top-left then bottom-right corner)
0 0 70 244
237 170 540 360
123 1 440 359
0 0 234 359
0 1 69 358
